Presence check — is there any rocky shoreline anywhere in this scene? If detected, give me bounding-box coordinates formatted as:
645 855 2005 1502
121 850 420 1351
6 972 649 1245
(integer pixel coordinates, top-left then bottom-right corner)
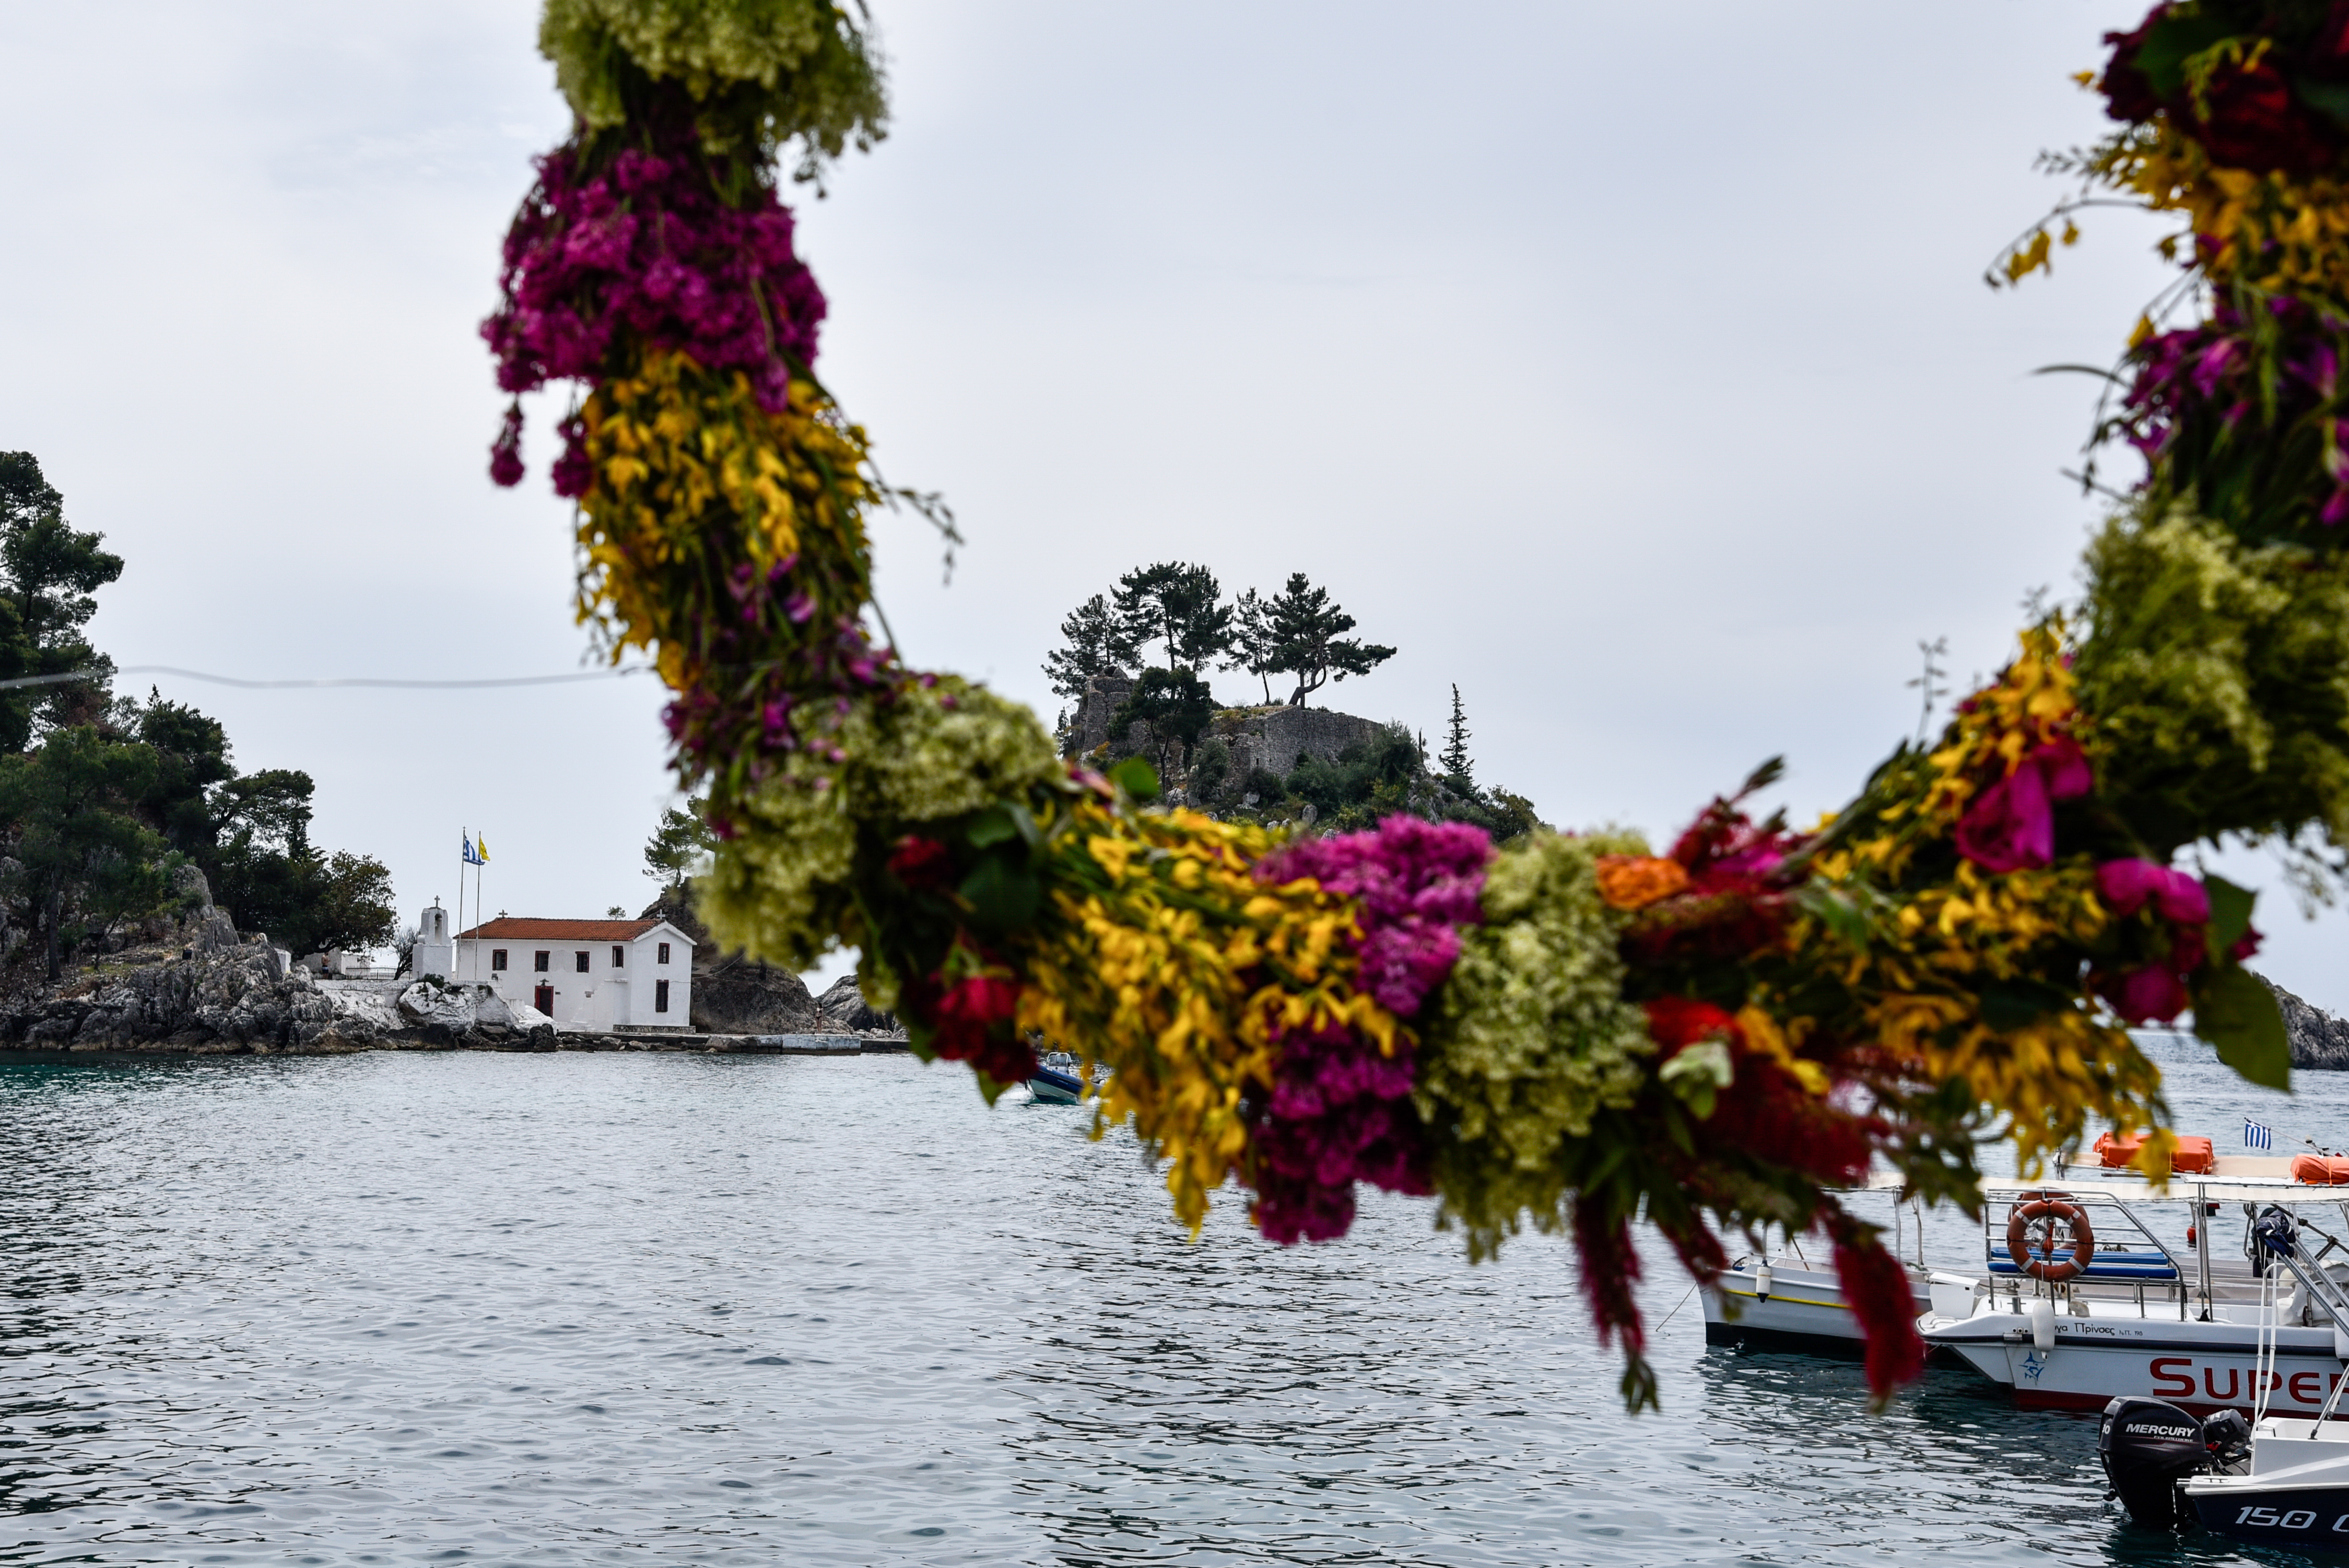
0 887 908 1060
2269 975 2349 1071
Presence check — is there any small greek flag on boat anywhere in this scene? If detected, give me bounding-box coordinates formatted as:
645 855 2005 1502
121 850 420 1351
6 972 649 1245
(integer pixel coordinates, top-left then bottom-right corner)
2246 1116 2274 1151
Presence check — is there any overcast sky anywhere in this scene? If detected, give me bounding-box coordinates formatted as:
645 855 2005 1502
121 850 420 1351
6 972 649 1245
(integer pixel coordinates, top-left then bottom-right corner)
5 2 2344 1013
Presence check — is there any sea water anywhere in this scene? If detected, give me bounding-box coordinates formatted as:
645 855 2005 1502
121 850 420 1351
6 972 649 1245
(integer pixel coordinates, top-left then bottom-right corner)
0 1035 2338 1565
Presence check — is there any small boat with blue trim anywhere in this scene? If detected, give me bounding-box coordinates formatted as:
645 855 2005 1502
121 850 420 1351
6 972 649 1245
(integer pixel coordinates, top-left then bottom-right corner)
1026 1050 1097 1105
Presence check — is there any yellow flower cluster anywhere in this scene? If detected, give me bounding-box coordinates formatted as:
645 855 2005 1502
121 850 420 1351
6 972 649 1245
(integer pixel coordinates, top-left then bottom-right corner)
1016 801 1397 1234
1795 626 2172 1177
573 348 874 685
2033 121 2349 307
1923 623 2077 832
1841 861 2159 1175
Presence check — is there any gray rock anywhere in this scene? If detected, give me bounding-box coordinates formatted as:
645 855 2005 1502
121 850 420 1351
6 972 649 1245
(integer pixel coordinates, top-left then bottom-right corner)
693 955 820 1035
1071 673 1135 757
2265 975 2349 1070
815 974 899 1035
189 907 240 954
397 980 475 1031
171 862 214 914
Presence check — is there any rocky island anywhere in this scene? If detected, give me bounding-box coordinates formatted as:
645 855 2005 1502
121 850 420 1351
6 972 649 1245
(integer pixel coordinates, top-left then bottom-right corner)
0 871 906 1059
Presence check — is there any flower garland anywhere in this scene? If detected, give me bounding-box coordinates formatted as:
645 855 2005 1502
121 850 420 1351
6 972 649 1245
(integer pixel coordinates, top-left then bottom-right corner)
486 0 2331 1412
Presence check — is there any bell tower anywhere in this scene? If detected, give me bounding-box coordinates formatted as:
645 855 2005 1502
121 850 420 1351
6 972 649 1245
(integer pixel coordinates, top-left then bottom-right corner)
413 901 454 981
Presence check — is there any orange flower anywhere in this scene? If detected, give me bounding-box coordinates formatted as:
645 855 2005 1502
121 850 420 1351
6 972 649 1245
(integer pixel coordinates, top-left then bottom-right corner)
1594 855 1690 911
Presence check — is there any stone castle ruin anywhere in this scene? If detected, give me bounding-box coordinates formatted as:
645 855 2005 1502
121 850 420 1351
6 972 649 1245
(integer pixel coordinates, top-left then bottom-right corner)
1067 672 1388 803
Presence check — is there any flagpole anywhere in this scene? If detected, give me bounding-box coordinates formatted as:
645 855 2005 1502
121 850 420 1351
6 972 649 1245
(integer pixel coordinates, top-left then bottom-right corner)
476 850 486 985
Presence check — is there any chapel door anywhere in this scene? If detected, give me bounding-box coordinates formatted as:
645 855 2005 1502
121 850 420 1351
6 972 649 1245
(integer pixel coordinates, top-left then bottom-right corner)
534 984 554 1014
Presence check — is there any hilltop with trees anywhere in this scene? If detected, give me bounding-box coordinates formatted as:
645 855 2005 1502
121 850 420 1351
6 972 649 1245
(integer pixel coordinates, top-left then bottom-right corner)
1044 562 1540 843
0 451 395 980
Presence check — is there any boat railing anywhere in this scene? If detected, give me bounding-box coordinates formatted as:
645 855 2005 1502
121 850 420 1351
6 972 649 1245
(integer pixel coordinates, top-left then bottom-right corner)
2250 1207 2349 1346
1982 1192 2184 1283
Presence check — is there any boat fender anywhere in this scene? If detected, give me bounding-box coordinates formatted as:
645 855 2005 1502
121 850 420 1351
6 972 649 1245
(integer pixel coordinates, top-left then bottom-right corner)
2028 1296 2055 1353
2006 1192 2095 1283
1754 1262 1773 1301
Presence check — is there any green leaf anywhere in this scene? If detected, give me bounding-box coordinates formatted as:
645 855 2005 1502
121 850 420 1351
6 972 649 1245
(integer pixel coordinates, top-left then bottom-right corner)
966 804 1019 848
1107 756 1159 801
1793 883 1872 951
1660 1038 1733 1121
2135 15 2241 100
2204 873 2256 964
2298 73 2349 132
2195 963 2292 1092
1978 976 2074 1031
958 854 1041 938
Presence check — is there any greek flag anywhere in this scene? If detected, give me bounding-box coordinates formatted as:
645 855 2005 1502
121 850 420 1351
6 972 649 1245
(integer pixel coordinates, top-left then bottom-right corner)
462 832 484 866
2246 1116 2274 1151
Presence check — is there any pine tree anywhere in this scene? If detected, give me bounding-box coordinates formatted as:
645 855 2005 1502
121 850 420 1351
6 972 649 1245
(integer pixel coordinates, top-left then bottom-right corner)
644 801 717 890
1259 572 1395 706
1225 586 1279 704
1110 562 1232 675
1041 593 1134 704
1439 683 1473 778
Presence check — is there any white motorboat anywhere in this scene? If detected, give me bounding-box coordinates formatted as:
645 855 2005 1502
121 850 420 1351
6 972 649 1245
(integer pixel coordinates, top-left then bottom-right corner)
1925 1171 2349 1416
1701 1197 1966 1356
1704 1158 2349 1420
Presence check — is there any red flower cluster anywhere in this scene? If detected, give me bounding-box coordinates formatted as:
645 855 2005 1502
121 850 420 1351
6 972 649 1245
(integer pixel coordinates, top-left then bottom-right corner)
2100 5 2349 176
901 969 1035 1088
1620 786 1806 972
887 834 955 893
1827 1216 1929 1400
1643 998 1872 1187
1641 997 1915 1398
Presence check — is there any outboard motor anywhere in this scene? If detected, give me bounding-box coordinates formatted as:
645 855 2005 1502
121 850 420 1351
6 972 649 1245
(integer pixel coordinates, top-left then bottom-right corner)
2099 1397 2224 1527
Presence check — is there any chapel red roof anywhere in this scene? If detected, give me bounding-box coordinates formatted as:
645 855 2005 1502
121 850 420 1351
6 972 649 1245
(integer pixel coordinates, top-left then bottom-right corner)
456 918 672 942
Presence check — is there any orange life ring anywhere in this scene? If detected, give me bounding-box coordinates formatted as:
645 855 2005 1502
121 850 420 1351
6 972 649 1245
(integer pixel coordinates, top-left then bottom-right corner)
2006 1192 2095 1282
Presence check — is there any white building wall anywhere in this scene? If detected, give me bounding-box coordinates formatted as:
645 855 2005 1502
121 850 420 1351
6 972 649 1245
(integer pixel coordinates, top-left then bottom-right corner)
453 924 693 1031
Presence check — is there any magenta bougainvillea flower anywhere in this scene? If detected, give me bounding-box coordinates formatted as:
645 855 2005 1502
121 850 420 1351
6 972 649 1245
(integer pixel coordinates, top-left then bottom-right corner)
480 114 828 487
1247 816 1492 1244
2092 858 2238 1024
2096 857 2211 924
1954 736 2092 874
1264 815 1491 1016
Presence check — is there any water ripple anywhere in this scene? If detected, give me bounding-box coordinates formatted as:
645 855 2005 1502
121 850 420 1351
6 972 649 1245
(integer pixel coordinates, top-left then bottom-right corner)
0 1047 2332 1564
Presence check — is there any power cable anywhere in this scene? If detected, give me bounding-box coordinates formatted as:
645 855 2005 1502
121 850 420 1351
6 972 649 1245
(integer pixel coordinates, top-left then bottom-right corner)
0 664 651 693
